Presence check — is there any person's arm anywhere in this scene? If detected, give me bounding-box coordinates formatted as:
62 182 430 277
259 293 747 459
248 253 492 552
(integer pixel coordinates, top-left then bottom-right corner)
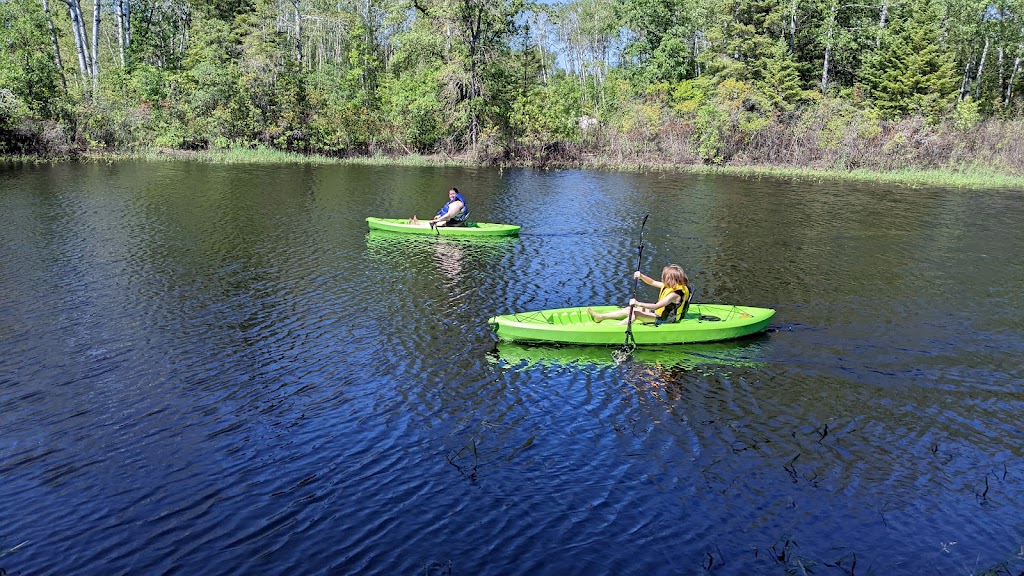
633 271 664 289
430 200 464 224
630 292 679 311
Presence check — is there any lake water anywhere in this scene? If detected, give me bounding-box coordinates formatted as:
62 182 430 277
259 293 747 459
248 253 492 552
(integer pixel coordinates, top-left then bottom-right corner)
1 161 1022 575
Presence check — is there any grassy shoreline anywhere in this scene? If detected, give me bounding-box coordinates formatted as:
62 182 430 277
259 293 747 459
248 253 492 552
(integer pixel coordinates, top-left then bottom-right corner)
4 147 1023 190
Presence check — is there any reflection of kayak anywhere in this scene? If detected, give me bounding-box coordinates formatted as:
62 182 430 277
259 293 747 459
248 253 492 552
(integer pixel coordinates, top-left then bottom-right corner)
488 303 775 345
366 217 520 236
490 340 767 370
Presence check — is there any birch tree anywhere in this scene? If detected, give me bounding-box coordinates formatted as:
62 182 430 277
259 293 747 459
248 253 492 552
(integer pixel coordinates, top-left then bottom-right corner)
89 0 99 79
128 0 192 68
115 0 131 66
557 0 618 102
62 0 90 81
40 0 67 89
809 0 877 93
1009 31 1023 102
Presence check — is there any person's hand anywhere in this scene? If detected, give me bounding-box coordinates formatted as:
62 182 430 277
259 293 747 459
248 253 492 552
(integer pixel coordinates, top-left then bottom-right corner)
633 271 642 280
629 298 638 307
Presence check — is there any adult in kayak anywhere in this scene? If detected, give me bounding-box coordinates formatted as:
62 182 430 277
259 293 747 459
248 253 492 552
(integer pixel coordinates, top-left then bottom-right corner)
409 188 470 227
588 264 691 325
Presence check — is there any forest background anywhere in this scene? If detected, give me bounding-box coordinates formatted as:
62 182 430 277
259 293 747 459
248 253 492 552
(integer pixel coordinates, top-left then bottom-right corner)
2 0 1024 177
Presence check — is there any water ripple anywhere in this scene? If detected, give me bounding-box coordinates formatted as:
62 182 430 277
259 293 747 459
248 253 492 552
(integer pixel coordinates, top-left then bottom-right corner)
2 164 1023 575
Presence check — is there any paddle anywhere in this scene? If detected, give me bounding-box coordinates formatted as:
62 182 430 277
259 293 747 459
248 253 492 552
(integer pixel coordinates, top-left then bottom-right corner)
614 214 649 363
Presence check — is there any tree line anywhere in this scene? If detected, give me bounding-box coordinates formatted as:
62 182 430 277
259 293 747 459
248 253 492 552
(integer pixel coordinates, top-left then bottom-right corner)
2 0 1023 173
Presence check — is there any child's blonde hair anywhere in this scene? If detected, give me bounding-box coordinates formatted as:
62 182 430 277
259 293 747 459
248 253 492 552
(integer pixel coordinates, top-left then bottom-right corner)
661 264 688 288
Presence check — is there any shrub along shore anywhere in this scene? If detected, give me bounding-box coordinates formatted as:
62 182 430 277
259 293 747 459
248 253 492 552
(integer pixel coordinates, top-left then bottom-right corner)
4 0 1024 193
7 99 1024 190
5 143 1019 191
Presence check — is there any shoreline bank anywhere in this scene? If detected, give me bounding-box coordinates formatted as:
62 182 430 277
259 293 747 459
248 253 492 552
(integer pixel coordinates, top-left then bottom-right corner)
4 147 1023 190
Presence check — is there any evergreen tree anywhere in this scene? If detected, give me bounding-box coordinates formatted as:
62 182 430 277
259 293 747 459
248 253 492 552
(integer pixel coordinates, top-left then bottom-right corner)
758 40 805 112
710 0 790 83
860 0 958 120
193 0 256 22
699 0 808 115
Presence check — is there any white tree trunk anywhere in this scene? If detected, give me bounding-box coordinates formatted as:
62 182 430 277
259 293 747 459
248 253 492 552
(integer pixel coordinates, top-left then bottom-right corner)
292 0 303 64
64 0 89 77
877 0 888 47
115 0 129 66
975 37 989 99
91 0 100 80
998 45 1004 89
790 0 798 49
821 0 838 92
41 0 67 89
1008 41 1022 103
694 31 705 76
960 59 972 99
123 0 130 47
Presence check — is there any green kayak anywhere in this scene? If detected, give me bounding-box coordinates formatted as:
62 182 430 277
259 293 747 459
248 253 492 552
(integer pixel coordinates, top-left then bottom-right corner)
366 217 520 236
488 303 775 345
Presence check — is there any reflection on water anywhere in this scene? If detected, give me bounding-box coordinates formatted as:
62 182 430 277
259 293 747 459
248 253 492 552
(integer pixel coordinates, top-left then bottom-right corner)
366 229 524 288
1 162 1023 576
432 239 464 278
490 338 769 372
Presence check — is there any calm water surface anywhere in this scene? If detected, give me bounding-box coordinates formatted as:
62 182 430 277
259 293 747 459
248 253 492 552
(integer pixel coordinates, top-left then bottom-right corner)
1 161 1022 575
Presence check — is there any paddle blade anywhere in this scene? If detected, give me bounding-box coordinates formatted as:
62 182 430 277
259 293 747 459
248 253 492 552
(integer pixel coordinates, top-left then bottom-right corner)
612 343 635 364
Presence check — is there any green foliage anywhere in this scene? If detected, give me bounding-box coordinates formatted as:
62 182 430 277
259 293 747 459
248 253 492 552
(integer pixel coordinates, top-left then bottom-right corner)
510 74 583 143
860 0 958 121
0 88 30 132
164 13 241 147
948 0 1024 115
952 96 982 130
193 0 256 22
670 79 711 114
380 66 446 152
132 2 310 150
712 0 789 82
128 0 191 69
380 15 457 151
621 0 705 84
797 97 882 154
307 64 379 153
0 0 65 118
232 7 309 148
125 64 169 105
757 40 805 112
646 35 693 85
797 0 879 91
693 103 727 163
1 0 1021 167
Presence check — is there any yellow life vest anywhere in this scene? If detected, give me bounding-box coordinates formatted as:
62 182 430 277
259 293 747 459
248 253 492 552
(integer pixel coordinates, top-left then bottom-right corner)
656 284 690 323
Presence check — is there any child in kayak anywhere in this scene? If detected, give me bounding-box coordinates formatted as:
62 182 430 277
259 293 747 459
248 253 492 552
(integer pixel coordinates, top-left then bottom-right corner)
409 188 469 226
589 264 691 325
